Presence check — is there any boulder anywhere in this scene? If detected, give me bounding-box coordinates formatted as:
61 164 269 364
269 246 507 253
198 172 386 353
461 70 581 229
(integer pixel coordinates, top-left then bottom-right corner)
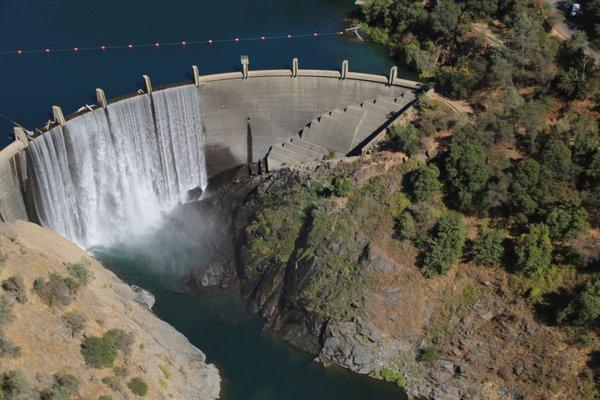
130 285 155 309
184 260 231 290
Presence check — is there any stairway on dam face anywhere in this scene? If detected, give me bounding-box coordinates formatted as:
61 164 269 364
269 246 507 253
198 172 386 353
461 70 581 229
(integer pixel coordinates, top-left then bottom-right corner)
266 92 415 170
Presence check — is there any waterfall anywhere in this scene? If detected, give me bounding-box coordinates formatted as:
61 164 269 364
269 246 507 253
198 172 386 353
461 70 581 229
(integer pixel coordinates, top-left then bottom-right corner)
29 85 208 247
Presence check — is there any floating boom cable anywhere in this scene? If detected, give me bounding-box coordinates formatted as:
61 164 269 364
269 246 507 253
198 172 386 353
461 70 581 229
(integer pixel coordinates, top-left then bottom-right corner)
1 31 345 56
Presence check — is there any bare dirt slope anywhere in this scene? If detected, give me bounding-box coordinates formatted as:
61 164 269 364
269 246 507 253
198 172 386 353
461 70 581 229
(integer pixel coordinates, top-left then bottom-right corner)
0 220 220 399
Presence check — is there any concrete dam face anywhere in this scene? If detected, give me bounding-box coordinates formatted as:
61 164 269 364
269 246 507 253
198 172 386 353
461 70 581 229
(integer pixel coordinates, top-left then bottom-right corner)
29 86 208 247
0 63 423 247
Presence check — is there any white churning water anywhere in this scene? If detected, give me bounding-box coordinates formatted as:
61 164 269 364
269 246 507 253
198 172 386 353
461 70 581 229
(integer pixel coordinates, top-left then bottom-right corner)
28 86 208 247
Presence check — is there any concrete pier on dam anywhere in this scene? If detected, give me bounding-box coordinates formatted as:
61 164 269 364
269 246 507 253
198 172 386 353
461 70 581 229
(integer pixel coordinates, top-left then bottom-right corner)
0 58 424 225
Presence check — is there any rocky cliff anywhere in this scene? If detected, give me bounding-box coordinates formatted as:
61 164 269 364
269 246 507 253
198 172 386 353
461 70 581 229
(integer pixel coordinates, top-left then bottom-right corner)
0 221 220 399
187 152 597 400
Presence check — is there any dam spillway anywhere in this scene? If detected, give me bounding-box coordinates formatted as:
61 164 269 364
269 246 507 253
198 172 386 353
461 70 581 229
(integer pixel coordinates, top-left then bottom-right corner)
0 61 424 247
28 86 207 247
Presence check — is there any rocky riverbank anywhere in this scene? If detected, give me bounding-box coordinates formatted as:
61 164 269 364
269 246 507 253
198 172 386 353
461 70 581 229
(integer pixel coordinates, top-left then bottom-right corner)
185 152 596 400
0 221 220 400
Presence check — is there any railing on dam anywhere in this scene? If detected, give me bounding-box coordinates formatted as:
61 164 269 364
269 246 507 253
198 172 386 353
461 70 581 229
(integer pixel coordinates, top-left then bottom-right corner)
0 58 424 224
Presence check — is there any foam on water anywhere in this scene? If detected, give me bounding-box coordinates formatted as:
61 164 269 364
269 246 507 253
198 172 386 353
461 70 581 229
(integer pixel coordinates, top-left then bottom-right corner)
29 86 207 247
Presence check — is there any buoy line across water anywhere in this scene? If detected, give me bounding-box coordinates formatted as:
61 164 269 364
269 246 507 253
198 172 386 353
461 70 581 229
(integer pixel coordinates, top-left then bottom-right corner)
2 31 345 56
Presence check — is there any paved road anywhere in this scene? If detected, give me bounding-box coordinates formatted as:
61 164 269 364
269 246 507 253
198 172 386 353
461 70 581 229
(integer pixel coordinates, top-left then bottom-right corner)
547 0 600 62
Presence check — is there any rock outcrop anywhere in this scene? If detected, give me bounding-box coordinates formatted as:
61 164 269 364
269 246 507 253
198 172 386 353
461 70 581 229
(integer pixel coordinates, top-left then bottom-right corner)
187 152 596 400
130 285 156 309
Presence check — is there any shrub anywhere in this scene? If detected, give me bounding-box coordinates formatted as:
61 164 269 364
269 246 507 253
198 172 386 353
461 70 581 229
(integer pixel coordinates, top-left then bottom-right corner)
0 370 28 398
127 377 148 397
388 124 423 156
113 366 128 377
376 368 405 388
471 227 506 266
33 273 80 307
0 333 21 358
40 373 79 400
103 329 134 356
515 223 553 276
81 336 117 368
0 296 14 325
0 369 30 400
159 365 172 380
419 346 438 363
388 192 411 218
511 265 575 303
99 396 114 400
332 177 352 197
395 212 417 241
423 212 466 276
405 163 441 202
2 276 28 304
101 376 123 392
410 201 443 233
67 260 92 287
63 311 86 337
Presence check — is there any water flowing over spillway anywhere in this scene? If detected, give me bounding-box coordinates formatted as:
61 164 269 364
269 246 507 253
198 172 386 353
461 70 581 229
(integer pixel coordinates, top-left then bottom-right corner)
28 85 208 247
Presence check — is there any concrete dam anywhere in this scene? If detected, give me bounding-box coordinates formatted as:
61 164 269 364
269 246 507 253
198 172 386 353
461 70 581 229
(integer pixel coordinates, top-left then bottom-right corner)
0 59 423 247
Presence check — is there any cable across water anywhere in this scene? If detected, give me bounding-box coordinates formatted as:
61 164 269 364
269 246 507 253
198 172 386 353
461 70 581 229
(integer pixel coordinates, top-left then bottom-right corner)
1 31 346 56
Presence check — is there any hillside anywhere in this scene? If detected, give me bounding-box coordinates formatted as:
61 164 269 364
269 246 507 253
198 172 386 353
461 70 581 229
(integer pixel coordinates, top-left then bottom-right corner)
0 221 219 400
187 150 598 399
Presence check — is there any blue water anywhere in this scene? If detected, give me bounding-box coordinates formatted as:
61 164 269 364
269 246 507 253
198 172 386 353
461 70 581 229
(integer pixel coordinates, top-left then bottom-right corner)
0 0 412 148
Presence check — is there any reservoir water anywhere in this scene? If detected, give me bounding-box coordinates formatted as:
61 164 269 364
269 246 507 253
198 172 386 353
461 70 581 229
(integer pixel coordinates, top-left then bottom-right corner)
3 0 411 397
0 0 413 148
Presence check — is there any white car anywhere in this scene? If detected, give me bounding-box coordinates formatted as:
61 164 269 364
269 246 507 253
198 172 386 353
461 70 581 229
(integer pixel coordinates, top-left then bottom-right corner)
570 3 581 17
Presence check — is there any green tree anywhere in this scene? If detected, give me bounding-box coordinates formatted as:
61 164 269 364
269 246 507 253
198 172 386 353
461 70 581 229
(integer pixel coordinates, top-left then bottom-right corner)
508 158 559 222
545 197 589 239
459 0 498 19
471 227 506 266
540 137 572 181
506 13 557 84
401 39 440 79
488 47 515 86
405 164 441 202
443 139 491 212
430 0 462 36
423 212 466 276
436 66 480 99
568 114 599 168
515 223 553 276
388 124 423 156
557 68 587 99
575 280 600 328
518 98 553 152
586 152 600 183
